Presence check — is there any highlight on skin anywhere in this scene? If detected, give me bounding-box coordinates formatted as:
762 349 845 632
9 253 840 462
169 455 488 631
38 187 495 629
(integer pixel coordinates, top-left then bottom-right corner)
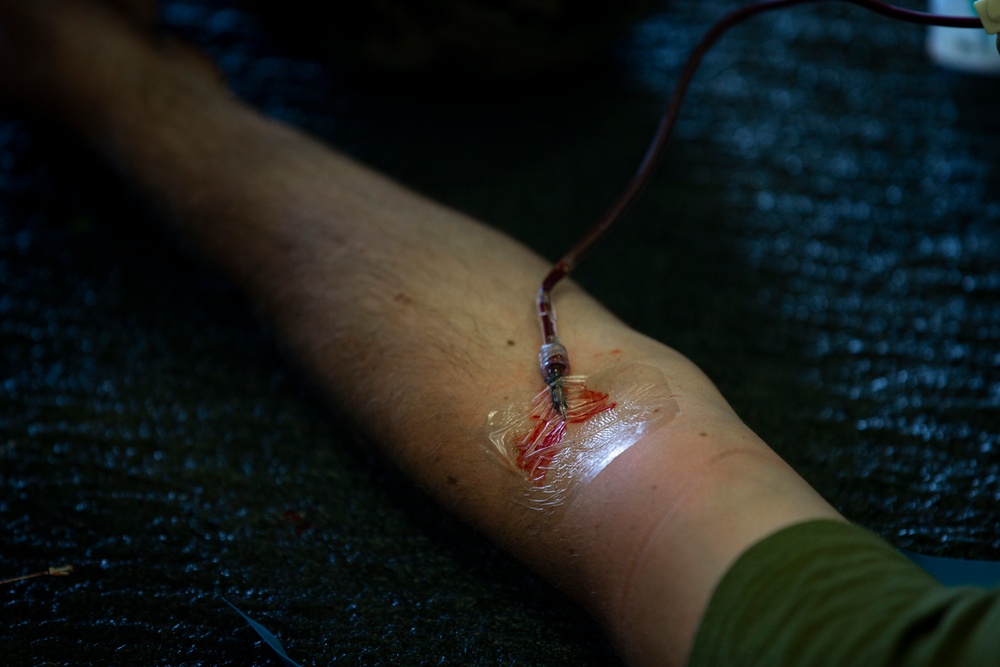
486 362 680 512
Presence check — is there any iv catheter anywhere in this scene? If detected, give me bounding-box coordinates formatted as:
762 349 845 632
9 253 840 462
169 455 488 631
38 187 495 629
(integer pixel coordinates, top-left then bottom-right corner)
536 0 990 416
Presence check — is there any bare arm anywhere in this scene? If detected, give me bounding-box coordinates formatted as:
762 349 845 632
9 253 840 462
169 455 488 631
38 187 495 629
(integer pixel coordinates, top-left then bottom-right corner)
0 3 842 665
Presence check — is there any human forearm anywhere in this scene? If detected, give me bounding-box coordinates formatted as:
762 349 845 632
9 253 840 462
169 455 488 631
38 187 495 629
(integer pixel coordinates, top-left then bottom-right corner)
113 80 843 667
6 5 844 665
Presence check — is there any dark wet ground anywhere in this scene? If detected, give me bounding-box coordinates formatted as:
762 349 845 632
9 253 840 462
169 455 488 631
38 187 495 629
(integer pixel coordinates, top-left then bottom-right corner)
1 0 998 664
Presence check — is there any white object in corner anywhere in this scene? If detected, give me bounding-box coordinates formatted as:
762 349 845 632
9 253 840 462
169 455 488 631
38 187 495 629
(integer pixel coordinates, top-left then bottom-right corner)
927 0 1000 74
973 0 1000 33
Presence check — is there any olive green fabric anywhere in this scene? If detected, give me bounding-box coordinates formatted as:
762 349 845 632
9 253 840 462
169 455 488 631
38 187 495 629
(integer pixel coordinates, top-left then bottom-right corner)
689 520 1000 667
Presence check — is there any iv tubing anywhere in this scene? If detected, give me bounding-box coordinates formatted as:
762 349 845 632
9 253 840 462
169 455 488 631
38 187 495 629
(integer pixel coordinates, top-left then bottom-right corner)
536 0 984 399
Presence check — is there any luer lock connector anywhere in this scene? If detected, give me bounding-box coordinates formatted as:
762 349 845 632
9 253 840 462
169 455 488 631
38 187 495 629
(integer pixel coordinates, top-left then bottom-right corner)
539 341 571 418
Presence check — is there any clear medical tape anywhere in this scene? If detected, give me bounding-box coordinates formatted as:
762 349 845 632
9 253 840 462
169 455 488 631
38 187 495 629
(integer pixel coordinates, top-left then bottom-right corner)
485 362 680 512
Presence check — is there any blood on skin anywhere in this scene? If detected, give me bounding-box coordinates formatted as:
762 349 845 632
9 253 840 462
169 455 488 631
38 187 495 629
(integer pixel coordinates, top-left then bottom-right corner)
514 386 617 483
486 362 679 510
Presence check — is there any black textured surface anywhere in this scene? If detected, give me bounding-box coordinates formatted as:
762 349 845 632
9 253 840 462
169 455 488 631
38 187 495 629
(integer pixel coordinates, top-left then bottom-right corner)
2 1 998 665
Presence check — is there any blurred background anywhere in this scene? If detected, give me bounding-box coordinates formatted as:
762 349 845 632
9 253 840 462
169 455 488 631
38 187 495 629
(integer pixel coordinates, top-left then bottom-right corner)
1 0 998 664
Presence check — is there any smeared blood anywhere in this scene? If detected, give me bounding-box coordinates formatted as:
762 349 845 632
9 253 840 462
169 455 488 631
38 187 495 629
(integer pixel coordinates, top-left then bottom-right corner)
514 385 617 484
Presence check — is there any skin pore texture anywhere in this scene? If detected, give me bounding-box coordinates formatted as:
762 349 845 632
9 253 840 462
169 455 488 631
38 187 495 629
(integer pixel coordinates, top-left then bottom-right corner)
0 2 846 665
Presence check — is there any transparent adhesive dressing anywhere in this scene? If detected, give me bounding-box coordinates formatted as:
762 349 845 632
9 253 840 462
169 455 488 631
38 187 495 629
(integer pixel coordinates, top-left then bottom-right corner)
485 362 679 511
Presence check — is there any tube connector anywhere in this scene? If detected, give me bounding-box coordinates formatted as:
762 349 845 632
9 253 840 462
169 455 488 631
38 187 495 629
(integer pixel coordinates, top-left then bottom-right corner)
539 341 571 417
975 0 1000 33
539 341 570 379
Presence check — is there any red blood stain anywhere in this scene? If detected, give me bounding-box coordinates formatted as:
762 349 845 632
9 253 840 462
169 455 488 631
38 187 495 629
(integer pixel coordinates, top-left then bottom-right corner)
514 385 616 484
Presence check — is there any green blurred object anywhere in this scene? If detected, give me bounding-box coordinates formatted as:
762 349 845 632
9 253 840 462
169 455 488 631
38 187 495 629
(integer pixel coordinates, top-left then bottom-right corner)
256 0 657 80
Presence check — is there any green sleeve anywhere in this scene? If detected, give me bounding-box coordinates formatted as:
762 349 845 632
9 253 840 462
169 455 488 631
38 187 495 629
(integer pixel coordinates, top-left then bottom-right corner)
688 520 1000 667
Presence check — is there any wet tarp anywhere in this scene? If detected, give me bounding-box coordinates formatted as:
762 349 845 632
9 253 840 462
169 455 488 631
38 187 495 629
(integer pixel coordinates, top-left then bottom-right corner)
2 0 997 664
